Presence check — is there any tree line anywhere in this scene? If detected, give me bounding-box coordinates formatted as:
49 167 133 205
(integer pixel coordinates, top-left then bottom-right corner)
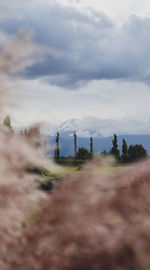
108 134 147 163
54 131 93 161
2 116 147 164
54 132 147 164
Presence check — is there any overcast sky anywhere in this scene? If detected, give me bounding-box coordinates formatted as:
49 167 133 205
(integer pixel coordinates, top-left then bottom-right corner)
1 0 150 136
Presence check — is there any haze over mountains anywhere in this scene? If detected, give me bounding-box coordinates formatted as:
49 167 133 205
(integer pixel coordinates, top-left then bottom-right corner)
41 117 150 156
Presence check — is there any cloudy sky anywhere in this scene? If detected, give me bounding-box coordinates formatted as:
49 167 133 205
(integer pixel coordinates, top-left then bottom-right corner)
1 0 150 136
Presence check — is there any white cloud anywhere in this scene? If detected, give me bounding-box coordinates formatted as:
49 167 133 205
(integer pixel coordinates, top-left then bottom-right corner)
50 116 150 137
1 0 150 136
10 78 150 136
58 0 150 23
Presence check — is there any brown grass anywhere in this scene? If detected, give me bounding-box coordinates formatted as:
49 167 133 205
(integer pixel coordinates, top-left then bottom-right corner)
6 159 150 270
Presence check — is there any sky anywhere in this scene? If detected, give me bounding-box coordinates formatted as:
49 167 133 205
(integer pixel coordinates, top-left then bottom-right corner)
0 0 150 136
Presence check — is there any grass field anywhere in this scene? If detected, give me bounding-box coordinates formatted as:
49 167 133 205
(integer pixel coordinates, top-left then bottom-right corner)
46 163 125 179
45 165 79 178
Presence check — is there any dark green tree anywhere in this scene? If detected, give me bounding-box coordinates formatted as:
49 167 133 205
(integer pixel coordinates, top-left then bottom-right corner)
74 131 77 159
77 147 90 160
90 136 93 158
122 139 128 163
128 144 147 162
55 132 60 161
110 134 120 161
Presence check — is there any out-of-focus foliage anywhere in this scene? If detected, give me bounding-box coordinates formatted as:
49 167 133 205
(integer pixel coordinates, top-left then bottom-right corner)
0 29 56 270
7 159 150 270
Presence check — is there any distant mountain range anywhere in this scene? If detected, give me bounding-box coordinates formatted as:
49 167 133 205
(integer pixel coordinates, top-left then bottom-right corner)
40 117 150 156
48 134 150 156
14 116 150 156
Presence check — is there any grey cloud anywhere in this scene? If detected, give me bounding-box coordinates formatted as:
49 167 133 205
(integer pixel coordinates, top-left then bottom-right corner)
1 2 150 87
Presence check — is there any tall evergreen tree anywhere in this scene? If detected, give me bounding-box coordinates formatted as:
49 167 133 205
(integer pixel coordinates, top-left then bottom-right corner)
90 136 93 158
74 131 77 159
110 134 120 161
122 139 128 163
55 132 60 161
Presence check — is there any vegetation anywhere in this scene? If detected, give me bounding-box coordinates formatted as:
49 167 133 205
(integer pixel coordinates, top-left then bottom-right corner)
128 144 147 162
121 138 128 162
101 134 147 164
54 132 94 165
76 147 90 160
52 131 148 165
73 131 77 159
54 132 60 161
110 134 120 161
7 159 150 270
0 116 150 270
90 136 93 158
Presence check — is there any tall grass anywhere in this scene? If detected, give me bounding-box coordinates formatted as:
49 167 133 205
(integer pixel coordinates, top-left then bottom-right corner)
7 159 150 270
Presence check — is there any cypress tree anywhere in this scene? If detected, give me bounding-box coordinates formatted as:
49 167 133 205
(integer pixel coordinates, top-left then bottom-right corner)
74 131 77 159
110 134 120 161
90 136 93 158
55 132 60 161
122 139 128 163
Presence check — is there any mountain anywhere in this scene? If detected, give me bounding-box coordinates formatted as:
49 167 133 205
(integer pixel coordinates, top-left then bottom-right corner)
40 117 150 156
42 116 150 138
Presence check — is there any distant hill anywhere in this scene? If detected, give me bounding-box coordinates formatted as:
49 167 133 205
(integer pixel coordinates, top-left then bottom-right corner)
48 135 150 156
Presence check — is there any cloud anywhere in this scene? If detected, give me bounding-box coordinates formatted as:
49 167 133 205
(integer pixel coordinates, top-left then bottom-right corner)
53 116 150 137
0 2 150 87
10 78 150 136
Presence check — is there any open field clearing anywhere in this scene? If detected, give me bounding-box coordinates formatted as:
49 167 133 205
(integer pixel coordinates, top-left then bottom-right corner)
45 165 79 178
48 163 126 179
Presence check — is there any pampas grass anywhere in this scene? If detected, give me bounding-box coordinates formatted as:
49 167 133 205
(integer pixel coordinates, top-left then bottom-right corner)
8 159 150 270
